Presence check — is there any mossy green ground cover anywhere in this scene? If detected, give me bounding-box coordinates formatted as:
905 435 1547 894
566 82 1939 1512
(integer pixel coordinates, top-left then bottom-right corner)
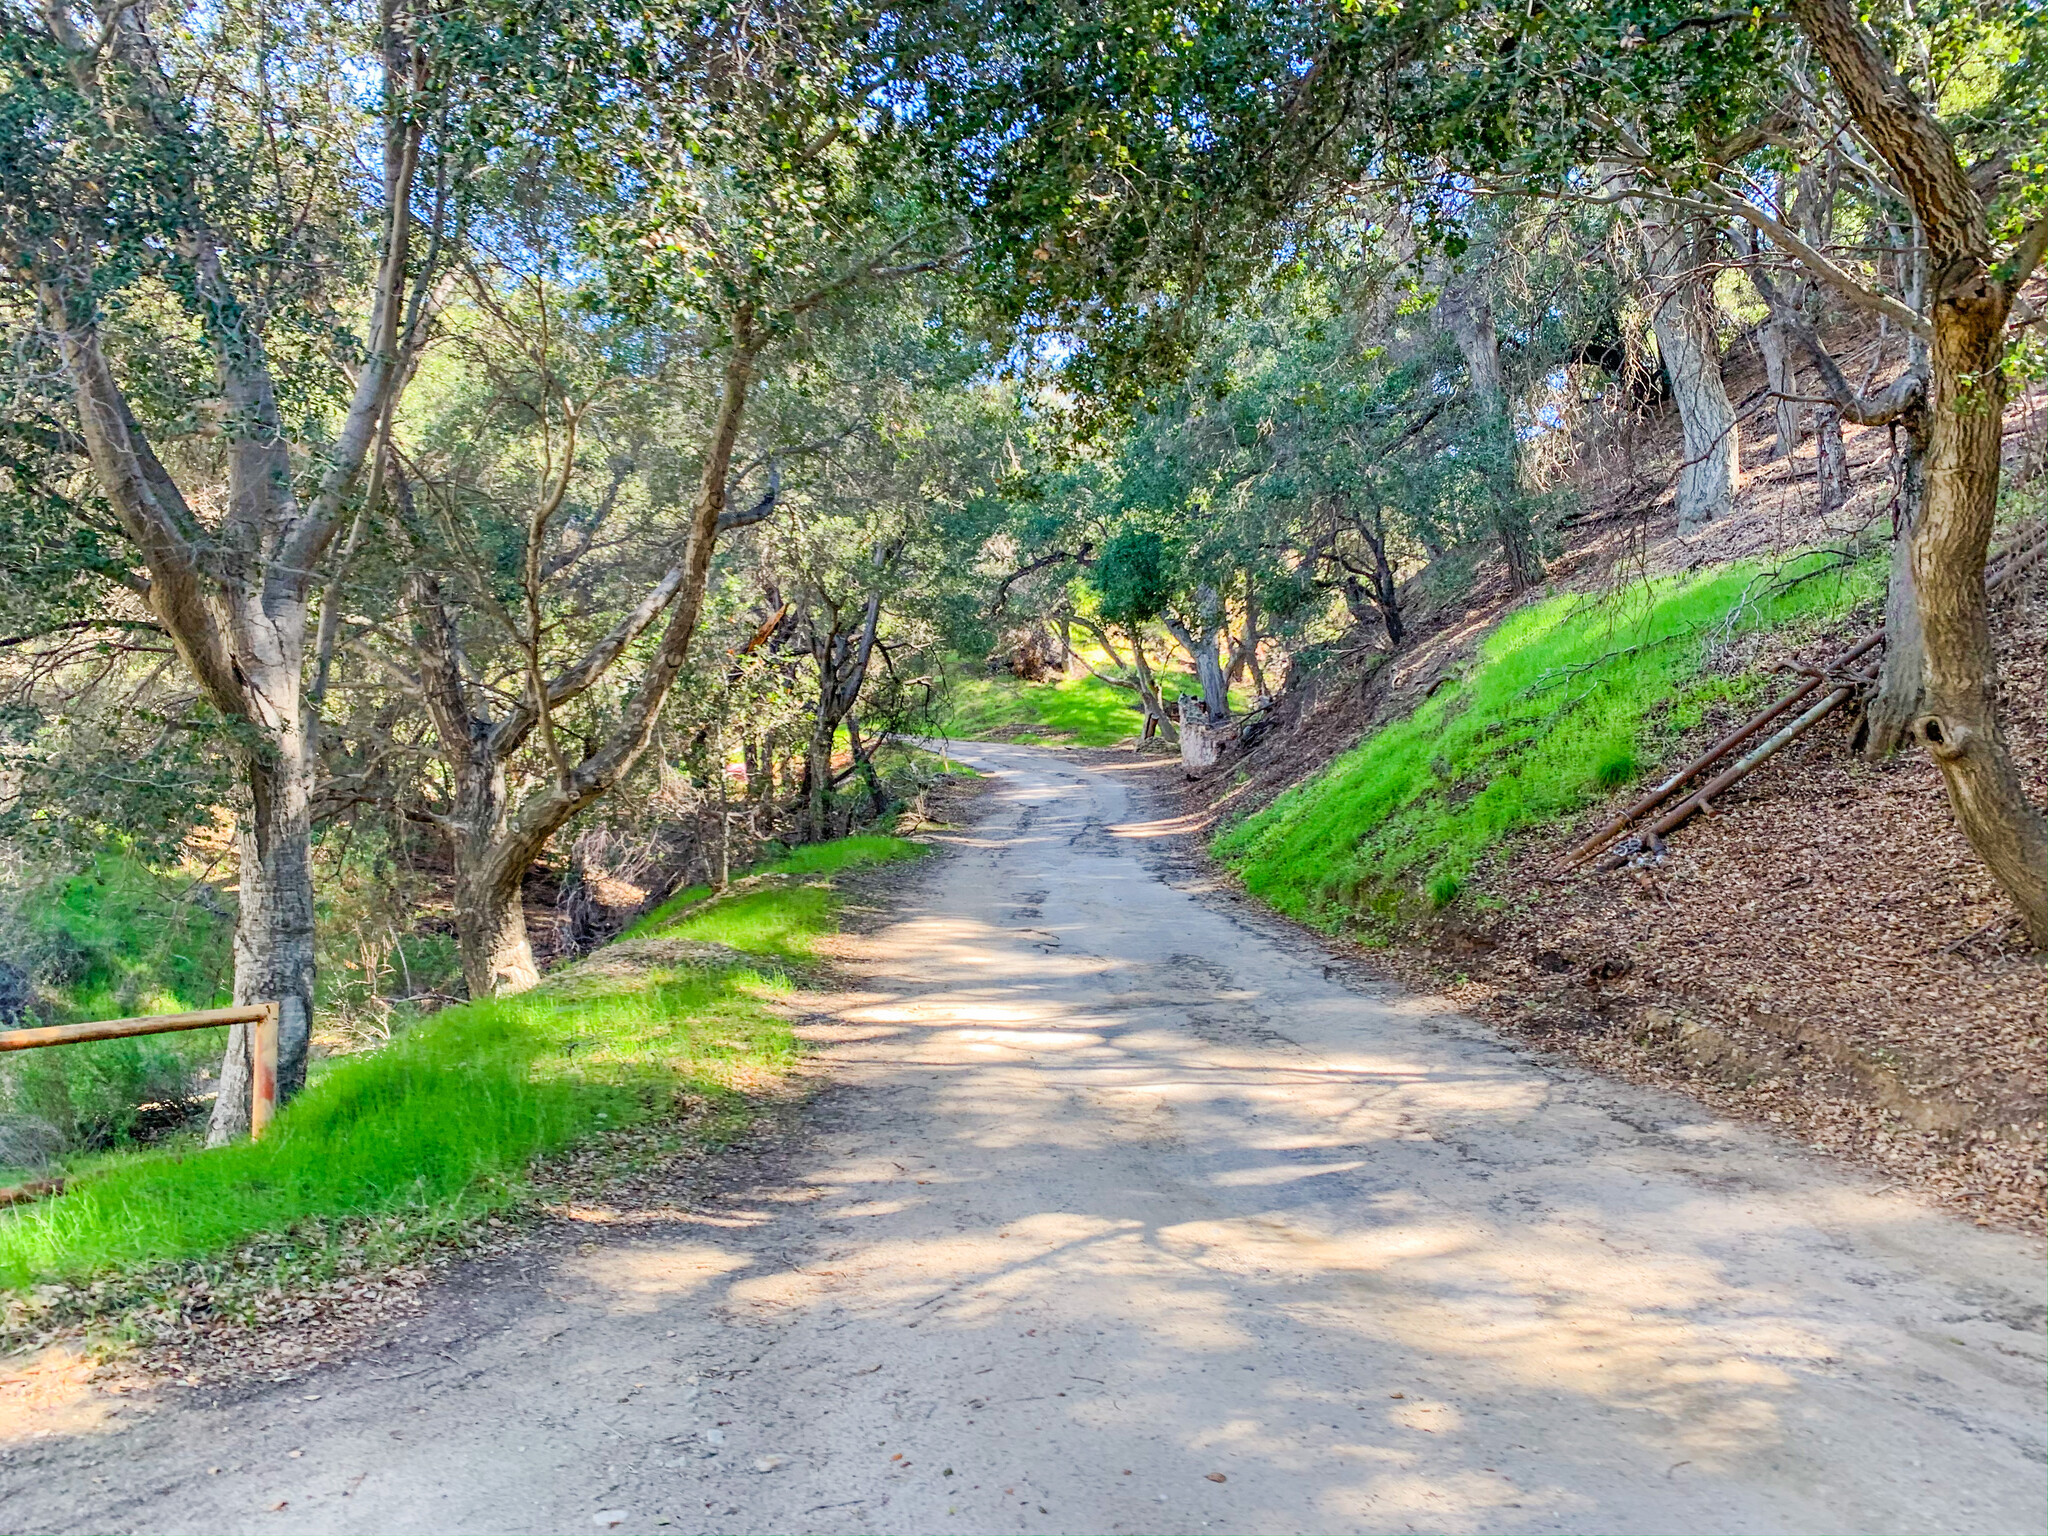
1214 553 1881 934
628 835 930 952
0 836 924 1291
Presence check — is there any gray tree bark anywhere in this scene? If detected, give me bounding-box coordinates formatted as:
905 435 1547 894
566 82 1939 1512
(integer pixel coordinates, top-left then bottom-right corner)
1637 201 1741 533
1791 0 2048 942
1758 321 1802 459
1162 585 1231 722
1436 259 1544 587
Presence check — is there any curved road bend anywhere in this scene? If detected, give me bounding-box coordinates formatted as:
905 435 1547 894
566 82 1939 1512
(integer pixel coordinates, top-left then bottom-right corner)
3 741 2042 1536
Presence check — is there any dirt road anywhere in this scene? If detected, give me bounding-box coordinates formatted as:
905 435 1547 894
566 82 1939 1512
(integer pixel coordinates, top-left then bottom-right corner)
5 743 2043 1535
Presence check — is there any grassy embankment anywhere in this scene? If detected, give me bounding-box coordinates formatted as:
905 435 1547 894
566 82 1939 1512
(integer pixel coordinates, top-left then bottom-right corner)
0 836 924 1293
1214 552 1882 934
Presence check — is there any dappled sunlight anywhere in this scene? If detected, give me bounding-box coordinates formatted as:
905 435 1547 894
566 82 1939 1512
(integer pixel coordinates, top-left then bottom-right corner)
560 1243 751 1312
939 1029 1109 1051
0 1344 135 1447
1207 1159 1368 1187
1109 811 1216 841
19 747 2030 1536
588 746 2048 1531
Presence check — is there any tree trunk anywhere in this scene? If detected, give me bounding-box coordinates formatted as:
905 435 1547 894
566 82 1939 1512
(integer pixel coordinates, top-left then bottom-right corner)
1908 299 2047 942
849 717 889 820
1162 586 1231 721
205 731 317 1145
1122 627 1178 744
807 715 834 843
1784 0 2046 939
1439 259 1545 586
1374 546 1406 647
1227 571 1270 694
1816 406 1849 515
1863 427 1929 756
447 742 543 999
713 730 732 890
1759 320 1802 459
1638 203 1740 533
456 862 540 1001
1194 634 1228 720
1437 265 1506 406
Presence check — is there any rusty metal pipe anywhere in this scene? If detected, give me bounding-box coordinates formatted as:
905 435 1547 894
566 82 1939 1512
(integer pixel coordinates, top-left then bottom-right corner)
1558 626 1883 869
1596 664 1879 870
1564 528 2044 871
0 1003 271 1051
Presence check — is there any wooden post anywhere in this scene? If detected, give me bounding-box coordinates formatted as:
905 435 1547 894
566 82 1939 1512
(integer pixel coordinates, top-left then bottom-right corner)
250 1001 279 1140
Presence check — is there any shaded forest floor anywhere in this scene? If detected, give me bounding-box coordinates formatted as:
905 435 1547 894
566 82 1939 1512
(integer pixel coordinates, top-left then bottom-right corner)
1184 355 2047 1231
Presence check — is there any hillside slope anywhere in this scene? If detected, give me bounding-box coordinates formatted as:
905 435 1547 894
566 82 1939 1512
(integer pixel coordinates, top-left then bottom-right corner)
1191 360 2048 1229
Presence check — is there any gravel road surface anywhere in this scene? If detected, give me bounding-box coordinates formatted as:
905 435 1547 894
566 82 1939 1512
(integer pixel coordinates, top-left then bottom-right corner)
5 742 2042 1535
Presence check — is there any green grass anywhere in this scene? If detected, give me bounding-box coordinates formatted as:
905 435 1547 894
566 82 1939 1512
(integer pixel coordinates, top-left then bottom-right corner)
626 835 928 953
1213 552 1882 935
938 666 1256 747
938 670 1147 745
0 834 926 1293
0 854 235 1167
3 853 233 1023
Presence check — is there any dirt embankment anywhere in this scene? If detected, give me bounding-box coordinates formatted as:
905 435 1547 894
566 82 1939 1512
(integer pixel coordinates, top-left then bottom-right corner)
1186 351 2048 1231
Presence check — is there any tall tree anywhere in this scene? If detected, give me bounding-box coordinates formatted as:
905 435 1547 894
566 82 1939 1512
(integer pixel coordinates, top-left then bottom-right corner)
1420 0 2048 936
340 1 959 995
0 0 464 1136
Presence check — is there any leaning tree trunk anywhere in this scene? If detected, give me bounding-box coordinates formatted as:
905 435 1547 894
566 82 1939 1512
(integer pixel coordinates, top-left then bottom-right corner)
1639 204 1740 533
1121 627 1178 744
1908 300 2048 942
1161 616 1230 721
1163 586 1232 721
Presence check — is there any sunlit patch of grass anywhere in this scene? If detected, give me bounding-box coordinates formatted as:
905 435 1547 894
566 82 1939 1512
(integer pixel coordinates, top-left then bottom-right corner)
0 965 792 1290
938 670 1145 745
627 835 927 956
1214 550 1882 934
938 666 1260 747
